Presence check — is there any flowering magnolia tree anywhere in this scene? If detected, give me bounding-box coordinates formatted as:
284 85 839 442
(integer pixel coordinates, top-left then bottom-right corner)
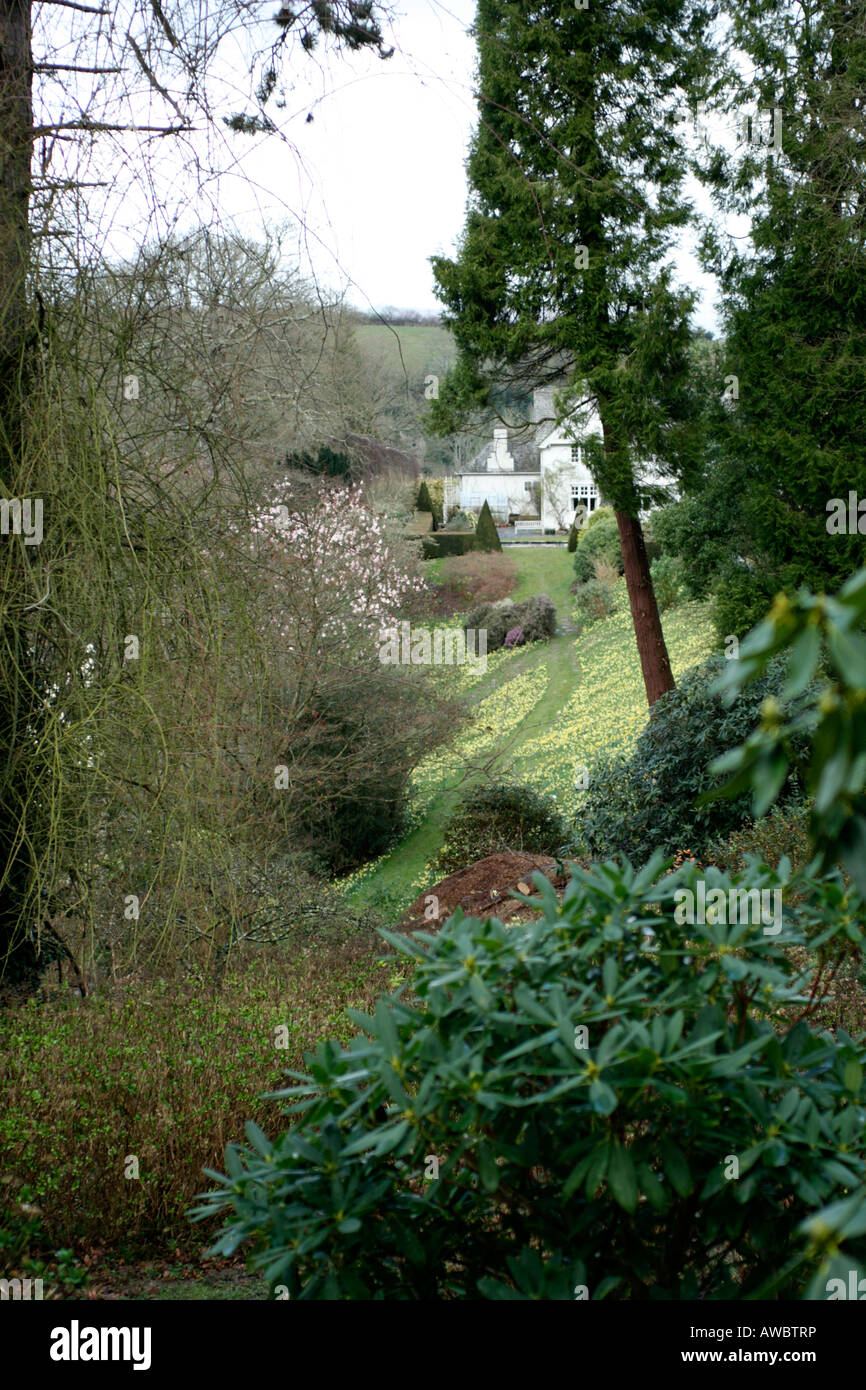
249 480 425 659
217 476 449 872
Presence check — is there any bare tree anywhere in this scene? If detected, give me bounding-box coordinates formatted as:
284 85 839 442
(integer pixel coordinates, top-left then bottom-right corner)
0 0 395 989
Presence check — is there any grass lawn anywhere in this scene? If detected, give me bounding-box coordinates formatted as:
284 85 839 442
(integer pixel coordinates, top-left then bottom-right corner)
340 549 715 916
509 545 580 615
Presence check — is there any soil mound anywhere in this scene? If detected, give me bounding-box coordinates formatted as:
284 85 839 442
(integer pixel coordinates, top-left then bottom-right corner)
399 851 572 931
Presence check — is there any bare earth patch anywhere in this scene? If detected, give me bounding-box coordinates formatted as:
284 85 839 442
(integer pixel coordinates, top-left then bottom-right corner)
400 851 574 931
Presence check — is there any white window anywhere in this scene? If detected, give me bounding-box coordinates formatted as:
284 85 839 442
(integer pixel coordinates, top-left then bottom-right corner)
571 444 582 465
571 481 599 513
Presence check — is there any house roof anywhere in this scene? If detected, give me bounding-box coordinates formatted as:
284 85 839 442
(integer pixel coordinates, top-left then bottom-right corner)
459 405 568 475
460 436 541 475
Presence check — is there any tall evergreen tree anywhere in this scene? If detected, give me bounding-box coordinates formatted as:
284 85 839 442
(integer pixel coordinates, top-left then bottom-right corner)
690 0 866 634
429 0 713 704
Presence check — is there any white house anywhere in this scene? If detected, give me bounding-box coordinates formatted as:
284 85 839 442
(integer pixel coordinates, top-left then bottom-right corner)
454 387 603 531
451 386 675 530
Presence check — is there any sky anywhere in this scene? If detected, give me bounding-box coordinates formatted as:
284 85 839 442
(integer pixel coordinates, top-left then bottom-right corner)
225 0 482 315
222 0 724 331
32 0 732 331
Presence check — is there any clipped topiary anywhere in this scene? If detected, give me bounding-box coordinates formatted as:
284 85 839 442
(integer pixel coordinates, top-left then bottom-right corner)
416 480 436 529
474 499 502 552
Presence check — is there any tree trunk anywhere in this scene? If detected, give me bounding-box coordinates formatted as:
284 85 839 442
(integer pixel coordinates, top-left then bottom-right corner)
615 508 675 706
594 395 676 708
0 0 38 990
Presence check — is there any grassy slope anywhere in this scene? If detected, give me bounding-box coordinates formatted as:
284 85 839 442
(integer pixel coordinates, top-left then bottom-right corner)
341 550 715 916
354 322 456 379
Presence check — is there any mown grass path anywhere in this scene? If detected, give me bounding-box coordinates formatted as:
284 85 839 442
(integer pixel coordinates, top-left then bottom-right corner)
341 550 715 917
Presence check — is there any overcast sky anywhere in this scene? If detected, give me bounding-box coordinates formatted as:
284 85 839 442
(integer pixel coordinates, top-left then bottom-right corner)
222 0 480 315
35 0 728 331
223 0 723 331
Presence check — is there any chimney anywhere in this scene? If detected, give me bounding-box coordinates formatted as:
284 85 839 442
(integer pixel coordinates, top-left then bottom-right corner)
490 426 515 471
531 387 556 425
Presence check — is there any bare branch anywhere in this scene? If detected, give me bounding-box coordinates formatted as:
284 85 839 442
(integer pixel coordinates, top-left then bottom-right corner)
31 121 194 136
126 32 185 124
33 64 124 75
35 0 109 12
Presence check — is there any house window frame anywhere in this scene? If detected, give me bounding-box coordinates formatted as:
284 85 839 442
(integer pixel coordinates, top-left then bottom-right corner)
571 480 599 514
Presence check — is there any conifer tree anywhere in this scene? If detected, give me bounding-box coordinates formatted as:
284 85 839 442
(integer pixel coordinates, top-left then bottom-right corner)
416 479 436 528
691 0 866 635
430 0 712 704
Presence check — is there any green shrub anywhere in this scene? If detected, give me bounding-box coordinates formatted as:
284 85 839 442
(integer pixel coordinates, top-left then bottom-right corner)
574 577 617 628
196 852 866 1300
566 518 580 552
443 510 475 533
415 480 436 527
573 513 622 584
576 655 810 863
583 505 615 533
422 532 476 559
518 594 557 642
705 803 814 879
436 782 570 873
465 594 556 651
474 499 502 552
713 567 778 643
709 569 866 897
651 554 684 613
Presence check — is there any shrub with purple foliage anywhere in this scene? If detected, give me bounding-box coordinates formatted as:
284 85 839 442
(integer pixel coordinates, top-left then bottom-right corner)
504 625 524 648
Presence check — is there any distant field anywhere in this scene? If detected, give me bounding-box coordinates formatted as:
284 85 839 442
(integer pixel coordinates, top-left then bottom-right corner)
354 322 456 380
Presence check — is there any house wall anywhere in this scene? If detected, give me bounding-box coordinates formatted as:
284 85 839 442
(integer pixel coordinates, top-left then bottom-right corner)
540 442 600 530
458 473 537 520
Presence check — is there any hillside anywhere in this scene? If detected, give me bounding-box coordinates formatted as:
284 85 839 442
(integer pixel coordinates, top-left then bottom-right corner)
354 321 457 380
